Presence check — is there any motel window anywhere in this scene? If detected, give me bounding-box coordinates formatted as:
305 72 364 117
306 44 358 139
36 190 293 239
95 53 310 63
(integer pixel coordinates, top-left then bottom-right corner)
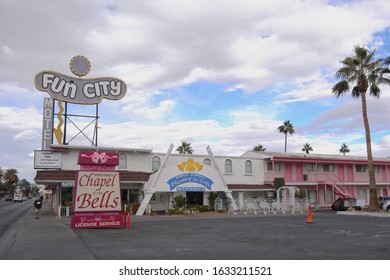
374 166 380 173
305 163 317 172
203 158 211 166
323 164 335 172
118 153 127 170
225 159 233 174
356 165 367 173
152 156 161 172
267 162 281 171
245 160 253 175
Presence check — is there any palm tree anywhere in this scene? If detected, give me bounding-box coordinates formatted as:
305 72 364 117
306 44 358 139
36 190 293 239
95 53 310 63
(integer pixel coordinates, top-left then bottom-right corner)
302 143 313 154
339 143 350 155
0 167 4 196
332 45 390 210
4 168 19 197
278 120 295 152
253 144 266 152
176 141 194 154
19 179 31 196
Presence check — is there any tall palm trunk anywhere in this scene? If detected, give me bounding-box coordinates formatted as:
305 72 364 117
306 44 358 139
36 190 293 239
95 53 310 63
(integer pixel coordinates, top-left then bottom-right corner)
360 91 377 210
284 134 287 152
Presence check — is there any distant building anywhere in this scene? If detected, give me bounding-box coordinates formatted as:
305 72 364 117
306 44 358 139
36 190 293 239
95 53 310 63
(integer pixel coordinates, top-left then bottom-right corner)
243 151 390 207
34 145 390 216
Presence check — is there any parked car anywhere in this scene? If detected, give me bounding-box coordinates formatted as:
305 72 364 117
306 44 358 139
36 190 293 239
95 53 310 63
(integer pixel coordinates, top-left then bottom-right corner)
13 194 23 202
382 201 390 211
4 195 12 201
331 197 361 211
378 196 390 207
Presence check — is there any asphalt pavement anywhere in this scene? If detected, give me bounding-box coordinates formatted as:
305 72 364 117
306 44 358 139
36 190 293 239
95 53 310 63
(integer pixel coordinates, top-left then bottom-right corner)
0 201 95 260
2 201 390 260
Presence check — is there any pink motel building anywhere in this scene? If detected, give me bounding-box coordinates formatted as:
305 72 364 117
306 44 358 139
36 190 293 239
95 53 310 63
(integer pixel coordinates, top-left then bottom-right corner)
243 151 390 208
34 145 390 216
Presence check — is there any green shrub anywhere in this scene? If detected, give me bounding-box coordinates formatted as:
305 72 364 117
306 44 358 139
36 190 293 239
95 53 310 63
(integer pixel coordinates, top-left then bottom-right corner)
168 209 184 215
199 205 210 212
273 177 285 190
208 192 219 211
172 195 186 209
295 190 307 199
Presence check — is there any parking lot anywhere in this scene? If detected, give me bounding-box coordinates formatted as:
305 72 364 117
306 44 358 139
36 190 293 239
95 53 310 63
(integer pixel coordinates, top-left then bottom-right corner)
72 211 390 260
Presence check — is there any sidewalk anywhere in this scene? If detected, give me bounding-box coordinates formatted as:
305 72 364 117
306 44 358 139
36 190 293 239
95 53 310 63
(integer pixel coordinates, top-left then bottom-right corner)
2 201 95 260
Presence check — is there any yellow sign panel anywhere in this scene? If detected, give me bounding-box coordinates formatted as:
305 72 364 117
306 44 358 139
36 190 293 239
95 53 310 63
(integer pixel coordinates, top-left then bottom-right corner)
177 159 203 172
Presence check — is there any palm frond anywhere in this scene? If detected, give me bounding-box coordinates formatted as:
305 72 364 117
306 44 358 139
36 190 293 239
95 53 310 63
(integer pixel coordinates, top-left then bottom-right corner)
332 80 349 97
377 76 390 86
383 56 390 66
369 83 380 97
354 45 368 60
351 86 361 98
364 50 376 65
335 66 356 80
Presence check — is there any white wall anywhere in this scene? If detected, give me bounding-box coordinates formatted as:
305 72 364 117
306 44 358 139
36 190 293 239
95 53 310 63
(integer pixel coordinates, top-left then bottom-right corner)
56 147 265 187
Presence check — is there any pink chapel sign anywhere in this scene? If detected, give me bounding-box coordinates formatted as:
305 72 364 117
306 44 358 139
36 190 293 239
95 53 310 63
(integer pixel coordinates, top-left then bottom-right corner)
71 151 124 229
78 151 119 166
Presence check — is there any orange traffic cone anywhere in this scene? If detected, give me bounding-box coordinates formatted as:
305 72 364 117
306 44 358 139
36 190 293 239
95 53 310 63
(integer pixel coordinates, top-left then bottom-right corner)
306 205 314 223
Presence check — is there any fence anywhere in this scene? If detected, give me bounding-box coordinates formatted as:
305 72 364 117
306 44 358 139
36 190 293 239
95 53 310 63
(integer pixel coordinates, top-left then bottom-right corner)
58 206 72 217
228 198 309 214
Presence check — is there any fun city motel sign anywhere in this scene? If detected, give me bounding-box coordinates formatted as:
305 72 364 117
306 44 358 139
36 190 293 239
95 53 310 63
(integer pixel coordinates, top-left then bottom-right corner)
34 55 127 104
34 56 128 228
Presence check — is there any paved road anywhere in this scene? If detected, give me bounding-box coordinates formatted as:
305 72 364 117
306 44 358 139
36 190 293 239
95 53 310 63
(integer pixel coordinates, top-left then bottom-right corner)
0 199 33 254
72 211 390 260
2 203 390 260
1 200 94 260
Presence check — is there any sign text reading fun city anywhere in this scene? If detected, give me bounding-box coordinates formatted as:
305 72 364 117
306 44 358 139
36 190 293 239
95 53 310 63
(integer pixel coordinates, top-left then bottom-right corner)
34 71 127 104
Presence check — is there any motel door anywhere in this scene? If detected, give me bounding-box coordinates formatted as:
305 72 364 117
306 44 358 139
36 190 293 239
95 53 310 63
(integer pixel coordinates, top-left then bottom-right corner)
295 164 303 181
382 166 388 182
346 165 354 181
338 164 345 181
285 164 292 182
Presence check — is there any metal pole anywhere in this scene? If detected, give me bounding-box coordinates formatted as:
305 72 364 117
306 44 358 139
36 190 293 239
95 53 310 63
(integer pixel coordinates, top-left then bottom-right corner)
63 102 68 144
95 104 99 146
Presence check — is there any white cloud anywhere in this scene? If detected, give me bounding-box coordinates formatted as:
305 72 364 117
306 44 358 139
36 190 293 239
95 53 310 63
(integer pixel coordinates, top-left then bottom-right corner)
275 76 334 104
132 99 176 120
13 130 40 141
2 45 13 55
2 0 390 97
2 0 390 182
0 107 41 130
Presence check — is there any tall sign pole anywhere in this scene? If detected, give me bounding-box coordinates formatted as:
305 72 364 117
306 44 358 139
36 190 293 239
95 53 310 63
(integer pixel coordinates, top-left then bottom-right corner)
34 55 127 147
34 56 128 229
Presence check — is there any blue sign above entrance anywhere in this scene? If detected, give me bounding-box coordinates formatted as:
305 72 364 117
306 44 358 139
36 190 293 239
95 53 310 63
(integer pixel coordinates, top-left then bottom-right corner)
167 173 214 191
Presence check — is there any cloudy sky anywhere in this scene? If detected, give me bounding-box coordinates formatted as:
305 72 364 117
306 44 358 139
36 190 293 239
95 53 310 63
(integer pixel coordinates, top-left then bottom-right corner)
1 0 390 183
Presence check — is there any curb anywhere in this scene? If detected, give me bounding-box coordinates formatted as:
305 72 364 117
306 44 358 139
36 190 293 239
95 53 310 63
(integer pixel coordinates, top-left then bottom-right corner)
337 211 390 217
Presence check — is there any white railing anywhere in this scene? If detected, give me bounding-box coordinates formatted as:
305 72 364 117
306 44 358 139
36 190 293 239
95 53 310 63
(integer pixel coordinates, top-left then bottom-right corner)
58 206 72 217
235 198 309 214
